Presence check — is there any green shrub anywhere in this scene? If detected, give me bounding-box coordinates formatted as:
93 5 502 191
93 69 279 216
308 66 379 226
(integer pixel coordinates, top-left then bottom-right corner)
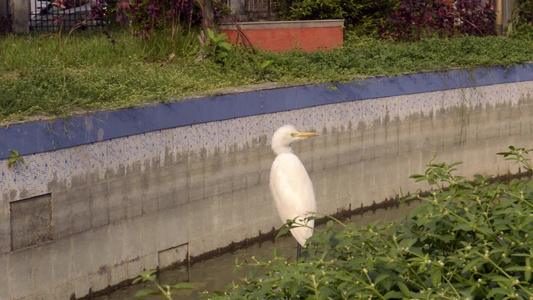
200 28 232 63
211 147 533 299
507 0 533 39
516 0 533 24
274 0 398 35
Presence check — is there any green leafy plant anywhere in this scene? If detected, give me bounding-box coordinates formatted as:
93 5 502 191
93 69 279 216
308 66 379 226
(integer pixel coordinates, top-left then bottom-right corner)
274 0 397 34
7 150 25 168
133 270 194 299
250 55 274 80
200 28 232 63
507 0 533 39
498 146 533 172
211 146 533 299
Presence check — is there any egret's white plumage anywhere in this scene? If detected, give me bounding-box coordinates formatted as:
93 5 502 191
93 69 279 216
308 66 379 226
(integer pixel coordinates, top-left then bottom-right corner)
269 125 317 247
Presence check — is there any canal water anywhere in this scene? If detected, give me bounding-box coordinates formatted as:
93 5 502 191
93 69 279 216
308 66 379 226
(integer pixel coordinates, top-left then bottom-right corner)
95 201 420 300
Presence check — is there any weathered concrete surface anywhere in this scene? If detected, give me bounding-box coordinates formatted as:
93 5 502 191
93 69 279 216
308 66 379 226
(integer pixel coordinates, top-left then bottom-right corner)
9 0 29 33
1 79 533 299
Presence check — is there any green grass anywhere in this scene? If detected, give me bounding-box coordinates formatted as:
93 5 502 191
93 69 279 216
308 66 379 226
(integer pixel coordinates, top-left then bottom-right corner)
1 28 533 123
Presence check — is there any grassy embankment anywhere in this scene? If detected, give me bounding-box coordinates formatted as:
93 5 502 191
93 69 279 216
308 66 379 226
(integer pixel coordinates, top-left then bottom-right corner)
1 29 533 123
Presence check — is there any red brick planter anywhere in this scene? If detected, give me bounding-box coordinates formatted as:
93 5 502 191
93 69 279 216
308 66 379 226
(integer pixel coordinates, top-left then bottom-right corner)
219 19 344 52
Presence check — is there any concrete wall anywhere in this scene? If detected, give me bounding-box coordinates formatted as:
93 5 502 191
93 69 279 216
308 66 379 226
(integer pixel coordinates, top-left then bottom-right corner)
1 64 533 299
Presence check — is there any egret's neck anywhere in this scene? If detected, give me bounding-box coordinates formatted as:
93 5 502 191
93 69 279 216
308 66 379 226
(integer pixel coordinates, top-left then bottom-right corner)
272 142 293 155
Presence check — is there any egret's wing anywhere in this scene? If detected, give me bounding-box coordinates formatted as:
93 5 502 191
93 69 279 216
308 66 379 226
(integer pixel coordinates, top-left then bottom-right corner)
270 153 316 246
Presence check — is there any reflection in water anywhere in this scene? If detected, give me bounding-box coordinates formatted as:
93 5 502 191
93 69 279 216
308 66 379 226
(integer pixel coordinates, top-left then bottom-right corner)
95 201 420 300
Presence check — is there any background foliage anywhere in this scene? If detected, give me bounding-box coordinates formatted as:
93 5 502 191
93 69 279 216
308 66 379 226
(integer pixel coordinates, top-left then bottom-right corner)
115 0 230 37
382 0 496 40
507 0 533 39
275 0 397 36
274 0 496 39
2 0 533 122
210 147 533 299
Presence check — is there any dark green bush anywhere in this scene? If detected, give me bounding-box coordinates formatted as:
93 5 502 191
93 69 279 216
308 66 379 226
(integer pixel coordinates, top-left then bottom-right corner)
212 147 533 299
516 0 533 23
507 0 533 39
274 0 398 35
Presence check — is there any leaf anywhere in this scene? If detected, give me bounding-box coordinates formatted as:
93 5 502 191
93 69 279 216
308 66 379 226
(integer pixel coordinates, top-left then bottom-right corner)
260 60 273 69
409 174 427 182
288 280 299 296
219 42 232 52
171 282 195 291
430 265 442 287
519 216 533 228
132 270 157 284
134 289 160 297
397 281 410 297
473 174 485 182
276 225 291 239
490 275 513 287
408 204 428 219
487 287 513 298
463 258 484 273
205 28 215 41
248 266 261 279
374 273 389 285
383 291 404 299
476 225 494 236
8 149 24 168
217 32 228 42
200 44 211 54
452 223 472 231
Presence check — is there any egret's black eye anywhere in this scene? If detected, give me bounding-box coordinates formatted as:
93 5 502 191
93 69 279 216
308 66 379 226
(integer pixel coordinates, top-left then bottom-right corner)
290 133 297 137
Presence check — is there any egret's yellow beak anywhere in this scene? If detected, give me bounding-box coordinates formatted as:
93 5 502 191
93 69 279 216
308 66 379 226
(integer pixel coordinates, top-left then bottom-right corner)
291 132 318 138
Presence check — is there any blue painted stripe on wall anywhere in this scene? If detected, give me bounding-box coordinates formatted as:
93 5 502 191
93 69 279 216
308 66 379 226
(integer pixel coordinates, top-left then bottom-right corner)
1 63 533 159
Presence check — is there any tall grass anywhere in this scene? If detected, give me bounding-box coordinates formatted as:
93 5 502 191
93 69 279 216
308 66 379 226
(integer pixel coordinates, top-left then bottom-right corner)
2 29 533 123
0 28 253 122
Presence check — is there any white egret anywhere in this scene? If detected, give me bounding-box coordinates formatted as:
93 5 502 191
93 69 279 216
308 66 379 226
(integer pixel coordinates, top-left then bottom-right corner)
269 125 318 257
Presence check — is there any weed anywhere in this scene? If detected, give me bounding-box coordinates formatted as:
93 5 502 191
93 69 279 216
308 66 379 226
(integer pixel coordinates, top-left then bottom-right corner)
210 147 533 299
7 150 25 168
133 270 194 299
200 28 232 63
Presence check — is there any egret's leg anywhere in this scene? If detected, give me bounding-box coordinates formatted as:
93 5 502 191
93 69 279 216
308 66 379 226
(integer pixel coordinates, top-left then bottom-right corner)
296 243 301 259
